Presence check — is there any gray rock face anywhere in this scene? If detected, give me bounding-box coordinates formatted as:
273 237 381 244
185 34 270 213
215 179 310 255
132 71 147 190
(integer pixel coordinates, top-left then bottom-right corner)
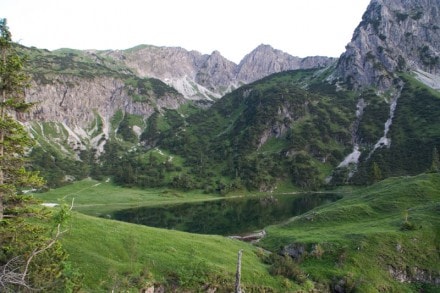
195 50 238 93
335 0 440 90
104 44 335 100
26 75 183 128
236 44 335 83
21 43 334 153
23 74 185 153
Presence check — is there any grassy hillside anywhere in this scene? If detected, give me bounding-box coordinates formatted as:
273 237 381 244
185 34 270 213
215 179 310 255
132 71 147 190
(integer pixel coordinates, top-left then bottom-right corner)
35 178 223 216
60 212 288 292
35 173 440 292
353 74 440 183
259 173 440 292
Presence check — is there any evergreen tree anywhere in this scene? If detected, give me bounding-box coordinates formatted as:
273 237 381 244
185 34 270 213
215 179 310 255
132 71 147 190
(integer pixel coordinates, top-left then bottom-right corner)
0 19 80 291
429 146 439 173
371 162 382 183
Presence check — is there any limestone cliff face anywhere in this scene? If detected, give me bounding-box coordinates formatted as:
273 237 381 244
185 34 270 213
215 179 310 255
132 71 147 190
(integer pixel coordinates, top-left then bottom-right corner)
26 75 183 127
336 0 440 90
236 44 336 83
23 74 184 152
103 45 235 100
195 50 238 93
20 43 334 153
104 44 335 100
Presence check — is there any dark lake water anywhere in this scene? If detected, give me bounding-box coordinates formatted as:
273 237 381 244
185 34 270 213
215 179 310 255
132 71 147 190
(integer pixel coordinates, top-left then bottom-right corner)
111 193 341 235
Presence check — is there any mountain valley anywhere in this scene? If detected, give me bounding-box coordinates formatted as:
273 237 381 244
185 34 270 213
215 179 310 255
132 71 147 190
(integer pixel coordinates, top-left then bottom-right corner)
2 0 440 291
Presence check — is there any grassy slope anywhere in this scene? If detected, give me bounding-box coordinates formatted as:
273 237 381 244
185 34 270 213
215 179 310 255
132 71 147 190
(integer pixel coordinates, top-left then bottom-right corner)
259 173 440 292
62 212 285 292
35 173 440 292
36 178 224 216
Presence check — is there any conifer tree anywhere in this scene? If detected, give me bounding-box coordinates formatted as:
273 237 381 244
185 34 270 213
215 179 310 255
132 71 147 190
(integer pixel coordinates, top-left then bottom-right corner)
0 18 80 292
430 146 439 173
371 162 382 183
1 18 43 219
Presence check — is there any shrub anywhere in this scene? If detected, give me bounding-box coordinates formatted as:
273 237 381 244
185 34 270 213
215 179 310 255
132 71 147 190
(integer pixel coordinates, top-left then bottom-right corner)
267 254 307 284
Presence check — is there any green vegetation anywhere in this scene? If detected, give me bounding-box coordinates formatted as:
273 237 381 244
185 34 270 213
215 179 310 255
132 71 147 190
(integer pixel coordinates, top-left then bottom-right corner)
354 74 440 183
20 46 132 80
34 173 440 292
8 19 440 291
125 76 179 102
0 19 77 292
60 212 288 292
132 70 358 192
35 178 222 216
259 173 440 292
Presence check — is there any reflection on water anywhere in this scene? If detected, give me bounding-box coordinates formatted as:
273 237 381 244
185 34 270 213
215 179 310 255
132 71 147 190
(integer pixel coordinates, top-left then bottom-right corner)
111 193 340 235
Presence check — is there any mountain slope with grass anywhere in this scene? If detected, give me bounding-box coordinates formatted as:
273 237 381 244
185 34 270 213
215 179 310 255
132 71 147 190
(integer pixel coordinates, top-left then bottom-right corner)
259 173 440 292
21 0 440 190
61 212 286 292
35 173 439 292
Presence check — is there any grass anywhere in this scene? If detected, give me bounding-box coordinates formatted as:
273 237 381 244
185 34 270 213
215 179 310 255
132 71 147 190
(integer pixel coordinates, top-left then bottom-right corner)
34 173 440 292
35 178 223 216
61 212 287 292
259 173 440 292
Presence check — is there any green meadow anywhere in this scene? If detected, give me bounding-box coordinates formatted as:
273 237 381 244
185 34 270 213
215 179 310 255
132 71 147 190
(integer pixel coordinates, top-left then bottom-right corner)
34 173 440 292
36 178 224 216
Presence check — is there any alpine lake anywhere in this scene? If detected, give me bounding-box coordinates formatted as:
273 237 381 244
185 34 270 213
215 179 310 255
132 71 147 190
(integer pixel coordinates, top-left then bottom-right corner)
110 193 341 236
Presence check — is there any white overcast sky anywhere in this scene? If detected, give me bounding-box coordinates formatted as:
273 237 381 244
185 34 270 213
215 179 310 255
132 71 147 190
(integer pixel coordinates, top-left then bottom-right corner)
1 0 371 63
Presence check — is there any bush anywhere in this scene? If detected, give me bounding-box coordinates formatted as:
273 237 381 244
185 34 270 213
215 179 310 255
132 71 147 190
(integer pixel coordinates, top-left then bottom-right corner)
267 254 307 284
400 220 417 231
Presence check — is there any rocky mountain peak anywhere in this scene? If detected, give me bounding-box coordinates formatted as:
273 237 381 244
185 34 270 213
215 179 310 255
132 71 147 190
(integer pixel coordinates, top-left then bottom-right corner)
236 44 336 83
102 44 335 100
335 0 440 90
195 50 237 93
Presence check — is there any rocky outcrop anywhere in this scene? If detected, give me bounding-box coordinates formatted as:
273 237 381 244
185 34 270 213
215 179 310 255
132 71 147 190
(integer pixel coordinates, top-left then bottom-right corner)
103 44 335 100
335 0 440 90
102 46 216 100
237 44 335 83
23 74 185 153
25 75 183 128
195 50 238 93
388 265 440 285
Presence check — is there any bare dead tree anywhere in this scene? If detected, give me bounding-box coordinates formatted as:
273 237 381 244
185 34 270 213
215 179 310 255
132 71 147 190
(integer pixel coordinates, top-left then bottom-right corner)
0 200 74 291
0 223 68 290
0 224 68 291
235 249 243 293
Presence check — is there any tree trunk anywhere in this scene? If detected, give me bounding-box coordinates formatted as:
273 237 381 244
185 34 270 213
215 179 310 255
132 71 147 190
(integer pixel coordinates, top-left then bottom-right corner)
0 50 5 220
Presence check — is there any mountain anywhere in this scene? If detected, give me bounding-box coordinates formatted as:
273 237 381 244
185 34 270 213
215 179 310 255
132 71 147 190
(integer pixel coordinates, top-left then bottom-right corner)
236 44 334 83
20 0 440 190
102 44 336 100
335 0 440 90
331 0 440 181
19 44 334 163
